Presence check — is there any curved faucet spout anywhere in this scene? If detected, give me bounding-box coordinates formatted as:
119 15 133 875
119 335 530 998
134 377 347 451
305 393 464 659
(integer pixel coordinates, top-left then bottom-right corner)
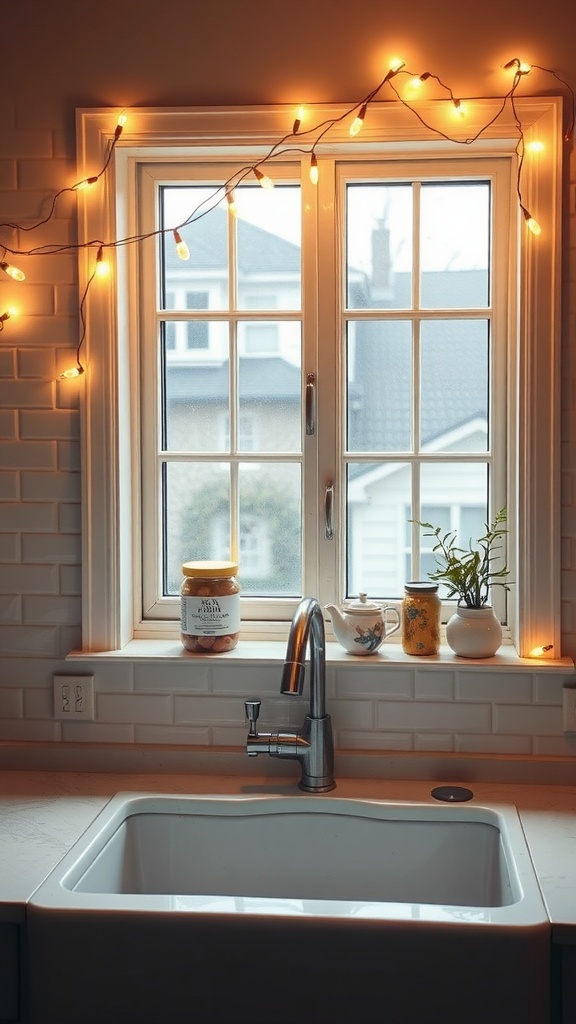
244 596 335 791
280 597 327 719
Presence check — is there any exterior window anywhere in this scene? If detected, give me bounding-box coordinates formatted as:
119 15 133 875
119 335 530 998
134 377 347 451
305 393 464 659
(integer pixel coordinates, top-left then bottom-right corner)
77 101 562 654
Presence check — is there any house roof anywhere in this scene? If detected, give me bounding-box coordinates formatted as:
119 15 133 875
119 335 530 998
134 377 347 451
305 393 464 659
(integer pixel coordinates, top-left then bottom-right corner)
163 205 301 275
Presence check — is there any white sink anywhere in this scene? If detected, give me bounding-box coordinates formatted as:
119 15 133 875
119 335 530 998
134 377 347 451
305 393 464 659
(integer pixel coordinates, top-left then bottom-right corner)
27 793 550 1024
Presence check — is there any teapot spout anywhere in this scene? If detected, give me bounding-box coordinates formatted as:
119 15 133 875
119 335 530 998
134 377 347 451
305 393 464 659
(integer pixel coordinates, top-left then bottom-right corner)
324 603 348 635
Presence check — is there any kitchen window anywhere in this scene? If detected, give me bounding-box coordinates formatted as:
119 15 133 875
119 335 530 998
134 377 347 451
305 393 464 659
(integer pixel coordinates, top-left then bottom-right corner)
76 99 562 656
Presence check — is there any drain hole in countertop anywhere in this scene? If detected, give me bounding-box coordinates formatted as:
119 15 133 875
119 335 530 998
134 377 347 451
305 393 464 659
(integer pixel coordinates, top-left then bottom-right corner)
431 785 474 802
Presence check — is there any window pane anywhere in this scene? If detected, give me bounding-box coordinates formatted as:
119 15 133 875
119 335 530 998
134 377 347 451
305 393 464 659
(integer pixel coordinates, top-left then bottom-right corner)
419 462 488 596
420 320 489 452
239 463 301 596
420 183 490 309
347 462 411 598
161 187 229 311
163 332 229 452
236 186 301 311
347 321 412 452
163 463 231 595
238 324 301 453
346 184 413 309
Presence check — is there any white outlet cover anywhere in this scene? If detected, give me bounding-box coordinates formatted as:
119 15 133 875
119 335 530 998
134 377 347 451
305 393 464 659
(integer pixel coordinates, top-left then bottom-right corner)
53 675 95 721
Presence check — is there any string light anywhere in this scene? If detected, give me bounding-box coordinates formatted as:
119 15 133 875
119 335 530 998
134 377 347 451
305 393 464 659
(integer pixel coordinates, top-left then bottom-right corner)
253 168 274 189
521 205 541 235
0 261 25 282
529 644 553 657
72 175 98 192
173 229 190 260
225 189 237 216
0 63 573 366
293 105 305 134
350 102 367 136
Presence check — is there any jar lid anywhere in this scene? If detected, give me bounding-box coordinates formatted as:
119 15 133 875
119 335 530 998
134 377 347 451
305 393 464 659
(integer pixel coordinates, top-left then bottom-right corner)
182 560 238 578
404 581 438 593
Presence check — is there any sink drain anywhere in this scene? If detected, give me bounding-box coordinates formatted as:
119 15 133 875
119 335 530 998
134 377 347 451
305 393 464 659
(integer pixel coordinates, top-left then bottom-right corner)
431 785 474 802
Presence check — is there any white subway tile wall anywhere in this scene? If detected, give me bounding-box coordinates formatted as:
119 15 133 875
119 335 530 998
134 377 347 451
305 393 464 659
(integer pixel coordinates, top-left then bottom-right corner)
0 98 576 762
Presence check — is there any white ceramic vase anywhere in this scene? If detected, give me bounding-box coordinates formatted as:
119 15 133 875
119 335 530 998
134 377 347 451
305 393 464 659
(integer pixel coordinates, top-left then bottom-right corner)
445 605 503 658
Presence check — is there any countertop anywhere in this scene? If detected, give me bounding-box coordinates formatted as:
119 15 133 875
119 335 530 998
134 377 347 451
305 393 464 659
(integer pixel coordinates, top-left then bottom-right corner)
1 769 576 942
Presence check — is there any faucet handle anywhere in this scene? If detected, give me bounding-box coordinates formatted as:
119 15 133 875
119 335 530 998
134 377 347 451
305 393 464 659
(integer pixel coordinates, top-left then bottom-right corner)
244 700 261 738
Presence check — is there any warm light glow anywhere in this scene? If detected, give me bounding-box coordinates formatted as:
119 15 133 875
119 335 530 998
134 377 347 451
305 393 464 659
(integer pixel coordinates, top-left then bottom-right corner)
522 207 541 235
72 175 98 191
519 61 532 74
529 644 553 657
0 261 25 282
253 168 274 189
293 105 305 133
173 229 190 260
350 103 367 136
452 98 466 118
117 111 128 127
526 139 545 153
309 153 319 185
389 57 405 73
95 258 110 277
59 365 85 380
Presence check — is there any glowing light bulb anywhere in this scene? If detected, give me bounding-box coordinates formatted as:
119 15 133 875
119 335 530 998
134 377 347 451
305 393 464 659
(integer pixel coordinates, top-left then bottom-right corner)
95 258 110 277
226 190 237 216
253 168 274 189
529 644 553 657
173 229 190 260
309 153 319 185
452 98 466 118
526 139 544 153
117 111 128 127
72 175 98 191
384 58 406 83
519 61 532 74
293 105 305 133
59 365 85 380
0 261 25 282
522 207 541 235
350 103 367 137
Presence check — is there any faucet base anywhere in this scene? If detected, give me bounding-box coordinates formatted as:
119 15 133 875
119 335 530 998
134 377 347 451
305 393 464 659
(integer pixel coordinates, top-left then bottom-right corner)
298 779 337 793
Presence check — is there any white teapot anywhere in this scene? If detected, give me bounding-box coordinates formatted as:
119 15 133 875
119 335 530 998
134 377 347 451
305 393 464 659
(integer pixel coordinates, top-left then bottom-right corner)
325 593 401 655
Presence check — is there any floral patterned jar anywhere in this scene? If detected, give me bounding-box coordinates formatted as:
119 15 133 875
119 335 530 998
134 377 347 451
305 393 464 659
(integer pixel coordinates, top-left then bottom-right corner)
402 582 441 656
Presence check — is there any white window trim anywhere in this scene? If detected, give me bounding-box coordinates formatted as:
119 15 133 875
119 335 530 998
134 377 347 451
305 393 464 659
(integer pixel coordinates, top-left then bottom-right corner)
75 98 563 658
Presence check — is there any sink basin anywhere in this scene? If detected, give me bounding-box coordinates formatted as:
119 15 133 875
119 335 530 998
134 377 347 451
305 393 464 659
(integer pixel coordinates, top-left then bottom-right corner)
52 795 520 908
28 793 550 1024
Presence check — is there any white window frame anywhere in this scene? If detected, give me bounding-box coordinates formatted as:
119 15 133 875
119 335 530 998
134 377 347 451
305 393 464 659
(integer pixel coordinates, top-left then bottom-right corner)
75 98 563 657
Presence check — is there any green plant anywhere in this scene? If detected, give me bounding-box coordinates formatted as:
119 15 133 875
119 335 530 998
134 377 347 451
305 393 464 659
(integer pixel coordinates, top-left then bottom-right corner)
411 507 511 608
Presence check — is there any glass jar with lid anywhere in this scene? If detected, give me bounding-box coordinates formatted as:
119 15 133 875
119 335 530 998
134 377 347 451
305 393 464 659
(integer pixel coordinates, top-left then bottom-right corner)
402 582 441 656
180 560 241 653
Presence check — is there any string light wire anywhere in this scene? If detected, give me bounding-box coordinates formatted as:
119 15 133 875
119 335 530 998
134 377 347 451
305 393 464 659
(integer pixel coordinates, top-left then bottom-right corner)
0 63 573 363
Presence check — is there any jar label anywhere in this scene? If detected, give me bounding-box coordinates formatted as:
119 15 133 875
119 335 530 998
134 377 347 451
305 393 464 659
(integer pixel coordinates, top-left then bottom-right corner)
181 595 240 636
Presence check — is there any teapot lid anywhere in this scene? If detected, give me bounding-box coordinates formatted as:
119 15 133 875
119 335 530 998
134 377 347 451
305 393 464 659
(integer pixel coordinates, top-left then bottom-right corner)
343 592 382 614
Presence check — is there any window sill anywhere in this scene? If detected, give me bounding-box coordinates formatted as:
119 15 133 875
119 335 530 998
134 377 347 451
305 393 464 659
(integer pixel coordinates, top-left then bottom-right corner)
66 639 574 673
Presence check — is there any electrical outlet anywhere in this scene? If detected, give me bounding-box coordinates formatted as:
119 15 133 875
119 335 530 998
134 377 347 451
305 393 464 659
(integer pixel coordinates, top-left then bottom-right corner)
562 686 576 735
53 675 95 721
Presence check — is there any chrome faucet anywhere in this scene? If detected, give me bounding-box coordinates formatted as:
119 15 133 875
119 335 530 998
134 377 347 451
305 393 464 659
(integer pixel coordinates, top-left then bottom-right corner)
244 597 335 792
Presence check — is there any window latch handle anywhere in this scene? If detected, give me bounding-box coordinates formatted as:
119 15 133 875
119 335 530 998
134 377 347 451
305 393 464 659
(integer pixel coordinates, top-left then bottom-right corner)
324 483 334 540
305 372 316 435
